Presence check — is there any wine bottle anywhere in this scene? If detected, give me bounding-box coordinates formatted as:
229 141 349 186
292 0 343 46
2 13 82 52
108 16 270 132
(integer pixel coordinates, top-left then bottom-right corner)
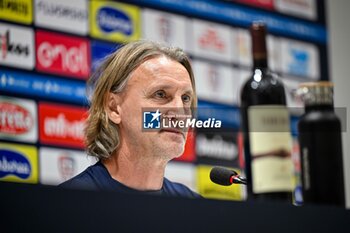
298 82 345 207
240 22 294 202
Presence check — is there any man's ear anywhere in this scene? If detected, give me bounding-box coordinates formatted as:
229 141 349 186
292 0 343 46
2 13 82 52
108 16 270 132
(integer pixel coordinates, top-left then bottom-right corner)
106 92 122 124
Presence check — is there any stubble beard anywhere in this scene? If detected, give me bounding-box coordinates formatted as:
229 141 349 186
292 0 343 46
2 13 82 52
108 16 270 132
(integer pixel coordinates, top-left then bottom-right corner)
150 134 186 162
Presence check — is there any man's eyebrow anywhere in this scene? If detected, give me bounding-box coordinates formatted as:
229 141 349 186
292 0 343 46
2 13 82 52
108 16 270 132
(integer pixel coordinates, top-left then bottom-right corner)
147 84 194 93
183 89 194 95
148 84 174 90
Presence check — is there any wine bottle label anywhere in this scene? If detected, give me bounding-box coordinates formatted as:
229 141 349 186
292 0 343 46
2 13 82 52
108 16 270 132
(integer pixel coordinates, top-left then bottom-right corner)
248 105 294 193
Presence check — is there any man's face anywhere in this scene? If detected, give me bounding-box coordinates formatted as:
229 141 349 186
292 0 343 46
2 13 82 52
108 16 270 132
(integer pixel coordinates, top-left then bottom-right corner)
117 56 194 161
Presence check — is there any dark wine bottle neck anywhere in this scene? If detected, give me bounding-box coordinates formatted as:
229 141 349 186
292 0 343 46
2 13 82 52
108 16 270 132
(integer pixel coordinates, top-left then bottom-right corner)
253 58 268 69
250 23 268 69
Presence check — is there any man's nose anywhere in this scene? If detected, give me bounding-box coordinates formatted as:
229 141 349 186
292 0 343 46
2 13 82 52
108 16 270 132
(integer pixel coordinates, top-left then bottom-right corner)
171 95 185 108
166 96 189 119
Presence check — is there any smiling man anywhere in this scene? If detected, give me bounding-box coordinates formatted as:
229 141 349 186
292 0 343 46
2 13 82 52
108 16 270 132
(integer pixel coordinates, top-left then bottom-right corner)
60 40 200 198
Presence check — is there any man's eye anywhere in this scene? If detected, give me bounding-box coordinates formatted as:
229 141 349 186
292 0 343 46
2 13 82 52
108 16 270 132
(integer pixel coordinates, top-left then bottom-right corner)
154 90 166 98
182 94 191 103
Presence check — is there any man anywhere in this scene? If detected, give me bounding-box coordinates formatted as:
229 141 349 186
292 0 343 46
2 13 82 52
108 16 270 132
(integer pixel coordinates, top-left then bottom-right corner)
60 40 200 198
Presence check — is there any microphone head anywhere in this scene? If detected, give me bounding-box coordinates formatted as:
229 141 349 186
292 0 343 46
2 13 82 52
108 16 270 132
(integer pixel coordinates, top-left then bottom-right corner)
210 167 237 186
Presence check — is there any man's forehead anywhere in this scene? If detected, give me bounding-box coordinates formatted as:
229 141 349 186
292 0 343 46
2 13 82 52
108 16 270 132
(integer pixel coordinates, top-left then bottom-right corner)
140 56 180 72
129 56 191 85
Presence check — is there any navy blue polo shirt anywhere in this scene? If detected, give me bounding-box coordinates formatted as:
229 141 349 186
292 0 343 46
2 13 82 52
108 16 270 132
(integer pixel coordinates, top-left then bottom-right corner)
60 161 201 198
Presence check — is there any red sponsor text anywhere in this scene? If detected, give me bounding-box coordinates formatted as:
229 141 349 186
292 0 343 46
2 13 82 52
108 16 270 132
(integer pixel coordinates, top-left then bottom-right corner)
198 28 225 52
0 102 33 135
36 30 90 79
39 103 87 148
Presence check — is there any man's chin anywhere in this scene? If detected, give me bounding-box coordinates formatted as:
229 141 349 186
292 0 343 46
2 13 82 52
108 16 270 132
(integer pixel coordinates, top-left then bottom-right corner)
162 145 185 160
160 129 186 141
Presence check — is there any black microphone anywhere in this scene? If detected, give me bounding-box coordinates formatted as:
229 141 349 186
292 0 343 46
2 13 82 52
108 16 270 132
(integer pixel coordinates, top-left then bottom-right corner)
210 167 247 186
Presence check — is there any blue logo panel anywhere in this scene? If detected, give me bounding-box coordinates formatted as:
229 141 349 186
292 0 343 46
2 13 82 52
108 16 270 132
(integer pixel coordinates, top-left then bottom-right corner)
290 115 300 136
0 69 87 105
98 7 133 35
197 100 240 129
288 48 309 77
90 1 140 43
91 40 119 72
0 149 31 179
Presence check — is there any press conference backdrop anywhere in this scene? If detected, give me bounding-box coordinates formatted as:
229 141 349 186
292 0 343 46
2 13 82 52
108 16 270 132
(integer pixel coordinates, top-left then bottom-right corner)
0 0 328 201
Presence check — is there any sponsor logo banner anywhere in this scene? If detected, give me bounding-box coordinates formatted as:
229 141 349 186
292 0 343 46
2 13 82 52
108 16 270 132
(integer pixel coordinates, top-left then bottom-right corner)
290 115 300 137
267 35 282 73
165 161 196 191
142 8 187 50
238 69 253 115
233 0 274 10
193 60 239 105
189 19 234 63
275 0 317 20
291 136 301 173
198 101 241 129
0 23 34 69
91 40 118 72
0 69 87 104
39 103 87 148
35 0 88 35
196 129 239 167
239 69 251 86
282 77 304 113
281 38 319 79
0 0 33 24
233 29 282 73
235 29 252 68
0 142 38 183
133 0 326 43
197 164 244 200
90 1 140 43
36 30 90 79
39 147 96 185
0 96 37 143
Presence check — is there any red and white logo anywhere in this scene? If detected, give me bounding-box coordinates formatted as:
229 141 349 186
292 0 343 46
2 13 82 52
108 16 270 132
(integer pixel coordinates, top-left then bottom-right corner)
39 147 95 185
58 154 76 180
189 19 233 63
142 9 187 50
0 96 37 143
39 102 87 148
36 30 90 79
0 102 33 135
192 60 238 105
198 28 225 52
234 0 275 10
158 16 172 43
